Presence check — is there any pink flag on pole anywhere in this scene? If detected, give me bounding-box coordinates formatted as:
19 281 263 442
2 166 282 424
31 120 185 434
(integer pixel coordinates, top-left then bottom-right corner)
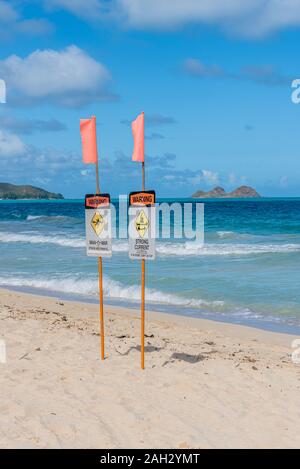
131 112 144 163
80 116 98 164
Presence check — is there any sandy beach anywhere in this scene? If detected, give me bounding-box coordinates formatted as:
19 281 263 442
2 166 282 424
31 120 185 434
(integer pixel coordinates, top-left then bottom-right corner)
0 287 299 449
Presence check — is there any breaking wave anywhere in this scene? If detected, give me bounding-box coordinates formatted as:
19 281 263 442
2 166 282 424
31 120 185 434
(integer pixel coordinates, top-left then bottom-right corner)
216 231 236 238
0 232 85 248
0 231 300 256
26 215 70 221
156 242 300 256
0 275 224 309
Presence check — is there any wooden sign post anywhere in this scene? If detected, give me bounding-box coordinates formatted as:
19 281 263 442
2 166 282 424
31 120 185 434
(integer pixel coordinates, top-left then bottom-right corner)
129 186 156 370
81 116 112 361
96 160 104 361
85 191 112 360
130 112 157 369
141 162 145 369
96 162 104 361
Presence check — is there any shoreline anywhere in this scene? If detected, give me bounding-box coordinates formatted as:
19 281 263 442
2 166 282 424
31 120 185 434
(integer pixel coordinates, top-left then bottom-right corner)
1 286 299 346
2 284 300 337
1 286 300 448
1 287 298 346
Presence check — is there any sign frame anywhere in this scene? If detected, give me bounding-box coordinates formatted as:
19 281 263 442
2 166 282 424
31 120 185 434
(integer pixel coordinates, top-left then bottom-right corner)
85 193 112 258
128 190 156 261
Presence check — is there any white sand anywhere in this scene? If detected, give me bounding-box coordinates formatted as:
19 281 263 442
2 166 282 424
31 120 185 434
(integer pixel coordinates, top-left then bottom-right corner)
0 287 299 449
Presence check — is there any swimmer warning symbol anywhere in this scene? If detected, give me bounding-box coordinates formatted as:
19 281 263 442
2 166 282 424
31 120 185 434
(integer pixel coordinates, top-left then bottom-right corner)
129 191 156 260
85 194 112 257
91 211 105 236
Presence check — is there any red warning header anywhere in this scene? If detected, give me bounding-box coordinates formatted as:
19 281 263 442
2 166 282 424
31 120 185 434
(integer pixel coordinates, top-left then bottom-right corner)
129 191 155 206
85 194 110 209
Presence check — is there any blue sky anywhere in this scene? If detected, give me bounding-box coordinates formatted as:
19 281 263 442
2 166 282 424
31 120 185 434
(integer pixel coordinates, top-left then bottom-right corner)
0 0 300 197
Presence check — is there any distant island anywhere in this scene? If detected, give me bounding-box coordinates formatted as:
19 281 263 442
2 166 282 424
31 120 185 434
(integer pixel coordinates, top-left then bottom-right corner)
191 185 261 198
0 183 64 200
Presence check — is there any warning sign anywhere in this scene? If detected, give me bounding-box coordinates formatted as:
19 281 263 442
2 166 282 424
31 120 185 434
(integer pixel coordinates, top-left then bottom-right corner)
85 194 112 257
128 191 156 260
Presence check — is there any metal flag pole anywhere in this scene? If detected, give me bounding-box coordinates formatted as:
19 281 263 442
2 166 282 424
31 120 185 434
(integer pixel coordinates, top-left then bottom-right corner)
141 161 145 369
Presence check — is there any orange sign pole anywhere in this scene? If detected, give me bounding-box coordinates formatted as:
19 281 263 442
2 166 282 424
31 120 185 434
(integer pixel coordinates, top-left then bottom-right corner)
95 161 105 361
141 162 145 369
98 257 104 360
80 116 105 361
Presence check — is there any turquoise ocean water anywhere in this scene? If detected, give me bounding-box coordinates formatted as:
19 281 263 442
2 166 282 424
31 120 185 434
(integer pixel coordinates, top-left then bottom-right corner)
1 198 300 334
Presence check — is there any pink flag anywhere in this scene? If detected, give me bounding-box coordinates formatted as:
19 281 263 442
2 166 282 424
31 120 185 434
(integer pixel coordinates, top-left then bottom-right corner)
132 112 144 163
80 116 98 164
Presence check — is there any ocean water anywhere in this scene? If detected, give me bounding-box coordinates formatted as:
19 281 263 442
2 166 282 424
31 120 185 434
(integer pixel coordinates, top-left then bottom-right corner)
1 198 300 334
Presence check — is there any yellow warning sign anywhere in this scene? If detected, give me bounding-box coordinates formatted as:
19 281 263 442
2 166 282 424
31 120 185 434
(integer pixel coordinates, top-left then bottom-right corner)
91 211 105 236
135 209 149 238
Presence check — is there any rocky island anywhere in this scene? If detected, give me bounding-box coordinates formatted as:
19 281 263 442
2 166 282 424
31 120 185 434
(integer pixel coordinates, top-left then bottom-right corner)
0 183 64 200
192 185 261 198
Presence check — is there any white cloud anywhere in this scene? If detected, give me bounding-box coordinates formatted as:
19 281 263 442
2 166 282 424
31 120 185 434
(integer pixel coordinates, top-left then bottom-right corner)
279 175 288 188
81 169 90 176
44 0 300 37
228 172 247 186
0 116 66 134
0 1 53 38
16 18 54 36
45 0 107 21
0 130 26 157
43 0 300 37
184 59 224 78
189 169 220 186
0 1 18 23
0 130 83 190
0 126 97 192
202 169 220 185
121 113 176 127
228 172 237 185
184 58 291 87
123 0 300 37
0 45 114 107
120 0 250 29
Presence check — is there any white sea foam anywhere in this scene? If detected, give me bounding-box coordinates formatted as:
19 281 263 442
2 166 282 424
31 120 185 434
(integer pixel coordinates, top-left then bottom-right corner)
0 232 85 248
0 231 300 256
27 215 42 220
156 242 300 256
0 232 129 250
112 241 129 252
1 275 298 326
26 215 76 221
0 275 223 309
217 231 235 238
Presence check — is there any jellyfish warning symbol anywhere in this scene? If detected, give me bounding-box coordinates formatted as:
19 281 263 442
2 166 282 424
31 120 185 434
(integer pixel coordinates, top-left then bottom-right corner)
129 191 156 260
